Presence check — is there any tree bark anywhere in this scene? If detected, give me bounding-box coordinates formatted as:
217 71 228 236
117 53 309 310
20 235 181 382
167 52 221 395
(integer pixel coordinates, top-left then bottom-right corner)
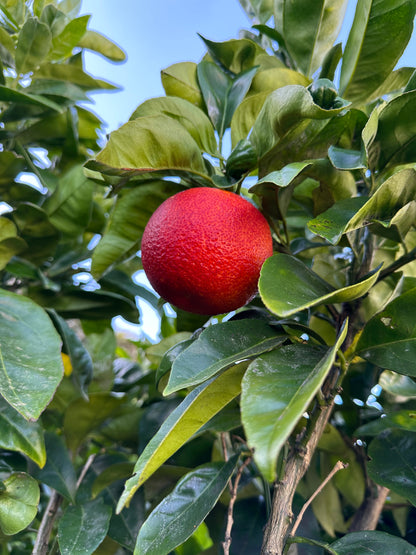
348 484 390 532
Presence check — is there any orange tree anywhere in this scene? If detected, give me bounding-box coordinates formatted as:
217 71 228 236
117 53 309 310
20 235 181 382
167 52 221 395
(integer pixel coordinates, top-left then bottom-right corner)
1 1 416 554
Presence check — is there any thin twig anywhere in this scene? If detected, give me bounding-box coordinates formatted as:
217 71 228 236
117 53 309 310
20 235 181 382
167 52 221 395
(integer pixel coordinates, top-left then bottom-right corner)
290 460 348 538
222 456 252 555
76 453 96 489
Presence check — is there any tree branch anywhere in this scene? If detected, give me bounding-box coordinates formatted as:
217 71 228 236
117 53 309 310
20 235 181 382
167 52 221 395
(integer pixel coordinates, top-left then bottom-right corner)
32 490 62 555
348 484 390 532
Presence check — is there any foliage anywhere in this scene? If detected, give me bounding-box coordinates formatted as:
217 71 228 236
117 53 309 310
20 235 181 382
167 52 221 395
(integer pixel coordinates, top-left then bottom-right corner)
1 0 416 553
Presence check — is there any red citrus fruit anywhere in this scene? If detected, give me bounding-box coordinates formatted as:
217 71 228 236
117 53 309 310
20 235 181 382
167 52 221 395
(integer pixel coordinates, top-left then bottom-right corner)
141 187 273 315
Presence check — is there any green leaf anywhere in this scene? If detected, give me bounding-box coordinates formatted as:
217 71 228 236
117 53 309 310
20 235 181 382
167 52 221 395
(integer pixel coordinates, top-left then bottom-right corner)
0 473 40 535
250 85 349 171
164 320 287 395
239 0 274 23
91 181 184 278
0 84 63 111
0 218 27 270
368 429 416 506
328 145 366 170
365 91 416 171
44 165 94 236
78 30 125 62
241 323 347 481
117 362 246 511
15 16 52 73
47 311 93 399
259 254 381 317
356 288 416 376
0 289 64 420
275 0 348 76
355 410 416 437
108 487 145 550
0 396 45 467
197 61 258 138
249 161 313 194
161 62 203 108
33 62 117 90
63 393 124 452
130 96 218 157
135 457 238 555
331 530 416 554
339 0 416 103
379 370 416 399
58 497 112 555
30 433 77 502
90 114 207 177
200 36 264 74
49 14 90 60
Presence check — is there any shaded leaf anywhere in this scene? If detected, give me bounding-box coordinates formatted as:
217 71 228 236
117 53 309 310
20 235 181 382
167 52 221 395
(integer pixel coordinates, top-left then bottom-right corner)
108 487 145 551
0 473 39 535
0 396 45 467
368 429 416 506
161 61 203 108
135 457 238 555
357 288 416 376
331 530 416 554
164 319 286 395
241 322 346 481
259 254 380 317
0 84 63 111
0 218 27 270
200 36 265 74
379 370 416 399
355 410 416 437
117 362 246 511
0 289 64 420
91 181 184 278
58 497 112 555
30 433 77 502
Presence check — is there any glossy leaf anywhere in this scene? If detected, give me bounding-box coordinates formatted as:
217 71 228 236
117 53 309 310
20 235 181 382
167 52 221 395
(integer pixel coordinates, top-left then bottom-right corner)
130 96 218 156
355 410 416 437
356 288 416 376
379 370 416 398
164 319 286 395
78 30 126 61
331 530 416 554
89 114 207 177
15 16 51 73
135 457 238 555
0 397 45 467
108 487 145 551
30 433 77 502
339 0 416 103
250 84 348 165
0 473 40 535
328 145 366 170
0 289 64 420
58 497 112 555
197 61 258 138
366 90 416 171
91 181 184 278
259 254 381 317
275 0 348 76
368 429 416 506
241 322 346 481
200 36 264 74
238 0 273 23
117 362 246 511
249 161 313 194
161 61 203 107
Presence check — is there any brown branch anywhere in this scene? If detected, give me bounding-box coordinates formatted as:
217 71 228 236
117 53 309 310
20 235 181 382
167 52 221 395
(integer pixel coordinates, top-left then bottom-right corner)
222 456 252 555
349 484 390 532
32 490 62 555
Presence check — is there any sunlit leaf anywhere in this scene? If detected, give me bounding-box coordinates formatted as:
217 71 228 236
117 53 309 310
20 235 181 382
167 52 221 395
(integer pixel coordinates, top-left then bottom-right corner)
241 322 347 481
78 30 125 62
161 62 203 108
259 254 380 317
135 457 238 555
15 16 51 73
117 362 246 511
164 319 286 395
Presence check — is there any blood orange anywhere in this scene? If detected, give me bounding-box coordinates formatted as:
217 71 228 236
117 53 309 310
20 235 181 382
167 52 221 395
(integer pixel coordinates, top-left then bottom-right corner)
141 187 273 315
